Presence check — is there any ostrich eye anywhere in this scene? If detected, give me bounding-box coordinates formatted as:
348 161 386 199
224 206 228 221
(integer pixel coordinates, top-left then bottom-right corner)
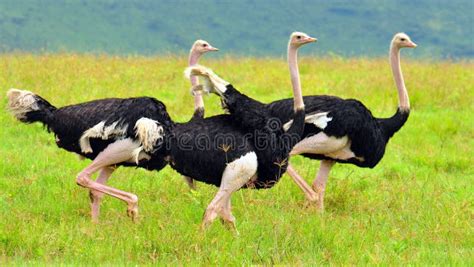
203 44 208 47
400 38 406 41
296 36 301 39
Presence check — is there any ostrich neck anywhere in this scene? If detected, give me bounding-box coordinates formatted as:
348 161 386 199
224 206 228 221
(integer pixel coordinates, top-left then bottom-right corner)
390 46 410 112
288 45 304 111
188 51 204 109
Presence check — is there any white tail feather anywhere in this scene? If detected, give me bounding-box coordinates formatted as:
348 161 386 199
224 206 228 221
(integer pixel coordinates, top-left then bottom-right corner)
7 89 40 120
184 65 230 95
134 118 164 153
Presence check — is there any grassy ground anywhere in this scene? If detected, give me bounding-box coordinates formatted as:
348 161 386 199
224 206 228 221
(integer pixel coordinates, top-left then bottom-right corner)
0 54 473 265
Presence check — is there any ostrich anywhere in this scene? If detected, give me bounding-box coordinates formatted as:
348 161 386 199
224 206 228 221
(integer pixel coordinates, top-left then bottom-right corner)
7 33 313 229
166 31 315 228
188 40 219 119
184 40 219 189
6 39 218 222
7 90 171 221
187 32 316 189
193 32 417 210
187 32 317 188
7 87 260 229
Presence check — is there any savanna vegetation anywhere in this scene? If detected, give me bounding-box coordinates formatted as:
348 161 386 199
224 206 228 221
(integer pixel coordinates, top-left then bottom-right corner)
1 54 473 265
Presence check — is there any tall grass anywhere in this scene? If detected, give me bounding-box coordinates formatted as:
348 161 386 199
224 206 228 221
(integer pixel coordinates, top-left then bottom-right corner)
1 54 473 265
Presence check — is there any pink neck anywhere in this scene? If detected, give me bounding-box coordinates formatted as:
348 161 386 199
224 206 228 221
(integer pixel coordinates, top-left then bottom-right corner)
288 45 304 111
188 50 204 109
390 45 410 112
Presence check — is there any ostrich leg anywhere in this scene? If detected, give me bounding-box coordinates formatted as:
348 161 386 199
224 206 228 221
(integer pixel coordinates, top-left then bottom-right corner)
202 152 257 230
183 176 196 190
287 132 348 209
76 138 141 221
312 160 335 210
89 166 116 222
286 164 318 202
219 197 238 232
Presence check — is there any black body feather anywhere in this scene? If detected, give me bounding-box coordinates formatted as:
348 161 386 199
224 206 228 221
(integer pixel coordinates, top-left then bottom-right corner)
22 94 57 126
13 92 266 189
267 95 410 168
190 107 205 121
218 85 307 188
166 115 255 186
20 95 173 171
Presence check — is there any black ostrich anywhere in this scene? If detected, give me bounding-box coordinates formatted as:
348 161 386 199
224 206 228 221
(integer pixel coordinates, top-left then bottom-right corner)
187 32 317 189
8 89 259 229
165 32 315 229
183 40 219 189
6 39 218 222
7 91 171 221
188 40 219 120
7 33 313 229
192 32 417 210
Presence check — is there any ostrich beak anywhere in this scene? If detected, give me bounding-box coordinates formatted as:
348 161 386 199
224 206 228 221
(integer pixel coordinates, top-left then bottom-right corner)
305 37 317 43
208 46 219 51
407 41 417 48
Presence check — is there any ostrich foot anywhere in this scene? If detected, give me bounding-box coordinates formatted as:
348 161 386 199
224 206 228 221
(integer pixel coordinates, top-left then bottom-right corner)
201 208 218 230
220 218 239 235
311 184 325 211
126 197 139 222
304 190 319 204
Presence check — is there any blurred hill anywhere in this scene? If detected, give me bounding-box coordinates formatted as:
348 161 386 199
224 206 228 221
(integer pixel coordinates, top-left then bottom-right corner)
0 0 472 58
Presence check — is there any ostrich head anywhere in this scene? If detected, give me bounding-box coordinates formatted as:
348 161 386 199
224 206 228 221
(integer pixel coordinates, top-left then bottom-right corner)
289 32 317 48
191 40 219 55
391 33 417 49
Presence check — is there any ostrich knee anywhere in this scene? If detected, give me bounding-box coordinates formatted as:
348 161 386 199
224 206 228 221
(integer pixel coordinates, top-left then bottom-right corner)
76 172 93 188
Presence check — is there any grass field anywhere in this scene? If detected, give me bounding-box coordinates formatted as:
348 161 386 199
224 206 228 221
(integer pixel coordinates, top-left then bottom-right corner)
1 54 473 265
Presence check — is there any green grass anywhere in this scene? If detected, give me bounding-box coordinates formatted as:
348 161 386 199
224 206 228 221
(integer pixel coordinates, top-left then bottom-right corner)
1 54 473 265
